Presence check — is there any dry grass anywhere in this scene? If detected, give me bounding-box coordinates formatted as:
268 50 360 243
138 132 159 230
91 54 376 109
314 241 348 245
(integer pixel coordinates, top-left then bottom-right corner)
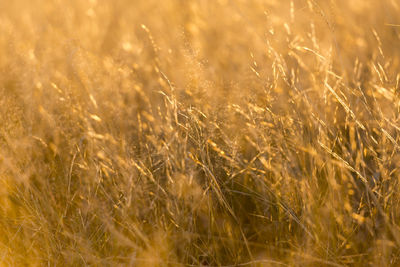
1 0 400 266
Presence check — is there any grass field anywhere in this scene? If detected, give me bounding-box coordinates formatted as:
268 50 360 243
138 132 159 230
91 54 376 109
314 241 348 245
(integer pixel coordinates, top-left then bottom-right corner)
1 0 400 266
